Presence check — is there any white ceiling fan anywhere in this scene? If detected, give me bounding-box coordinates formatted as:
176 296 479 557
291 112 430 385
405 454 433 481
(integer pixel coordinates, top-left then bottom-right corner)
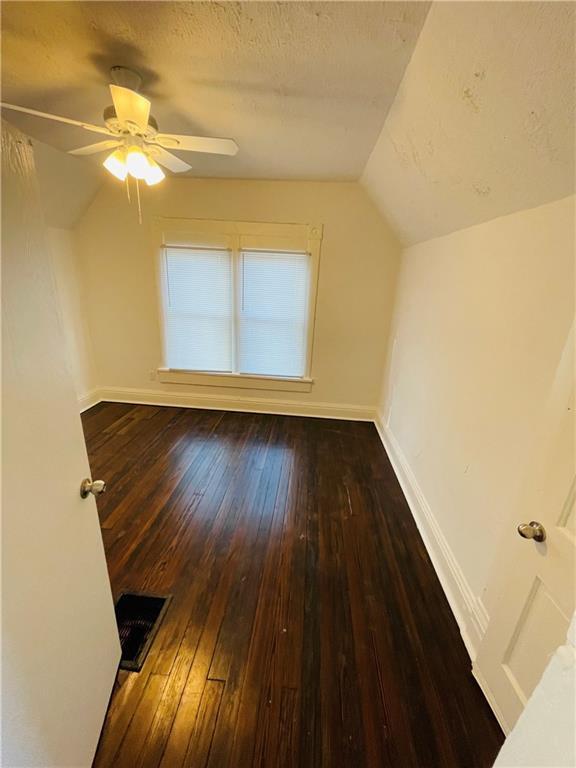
0 66 239 187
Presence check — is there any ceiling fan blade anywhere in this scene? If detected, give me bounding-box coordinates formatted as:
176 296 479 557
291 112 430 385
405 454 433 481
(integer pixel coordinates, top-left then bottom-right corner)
0 103 111 135
152 133 239 156
109 85 150 132
150 147 192 173
69 139 122 156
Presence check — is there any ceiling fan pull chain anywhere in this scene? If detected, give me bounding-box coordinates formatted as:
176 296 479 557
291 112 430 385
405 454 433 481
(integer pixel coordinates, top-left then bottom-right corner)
126 175 131 204
136 178 142 225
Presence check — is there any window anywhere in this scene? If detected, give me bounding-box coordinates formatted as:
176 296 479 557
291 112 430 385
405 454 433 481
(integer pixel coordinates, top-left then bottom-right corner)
157 219 321 388
164 247 233 372
237 250 310 377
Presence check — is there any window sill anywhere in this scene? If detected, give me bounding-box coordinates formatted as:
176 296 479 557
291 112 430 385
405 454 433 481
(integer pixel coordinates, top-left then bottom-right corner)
157 368 313 393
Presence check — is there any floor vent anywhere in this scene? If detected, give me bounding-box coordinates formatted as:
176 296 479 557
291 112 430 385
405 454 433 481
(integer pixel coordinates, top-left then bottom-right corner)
114 592 172 672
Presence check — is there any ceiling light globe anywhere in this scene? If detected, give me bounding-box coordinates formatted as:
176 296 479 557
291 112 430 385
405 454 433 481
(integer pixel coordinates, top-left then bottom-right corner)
144 158 165 186
126 148 150 180
103 149 128 181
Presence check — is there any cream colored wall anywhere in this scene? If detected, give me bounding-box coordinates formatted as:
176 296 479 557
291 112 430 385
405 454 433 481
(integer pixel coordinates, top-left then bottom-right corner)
74 178 400 415
48 227 96 403
379 196 574 640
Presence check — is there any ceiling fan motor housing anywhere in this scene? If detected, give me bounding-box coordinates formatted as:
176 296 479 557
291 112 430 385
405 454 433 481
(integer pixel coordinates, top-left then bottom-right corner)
103 104 158 136
110 66 143 92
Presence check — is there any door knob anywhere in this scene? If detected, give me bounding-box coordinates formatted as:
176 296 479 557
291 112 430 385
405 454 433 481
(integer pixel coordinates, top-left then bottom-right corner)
80 478 106 499
517 521 546 542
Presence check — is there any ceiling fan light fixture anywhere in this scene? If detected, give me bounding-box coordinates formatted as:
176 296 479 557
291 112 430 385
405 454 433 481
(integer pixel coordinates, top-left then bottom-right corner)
144 157 165 186
103 148 128 181
126 146 150 180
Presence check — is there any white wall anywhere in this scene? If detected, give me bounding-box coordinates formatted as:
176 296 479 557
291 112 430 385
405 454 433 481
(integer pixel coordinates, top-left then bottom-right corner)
74 178 400 417
378 195 575 651
48 227 96 404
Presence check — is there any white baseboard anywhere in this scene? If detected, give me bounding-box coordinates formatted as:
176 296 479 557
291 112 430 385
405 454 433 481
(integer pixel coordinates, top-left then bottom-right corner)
80 386 377 422
472 664 509 734
374 412 489 660
78 389 101 413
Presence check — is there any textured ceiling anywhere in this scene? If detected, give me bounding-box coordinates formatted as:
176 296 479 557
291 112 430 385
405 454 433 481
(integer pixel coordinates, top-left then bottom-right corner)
362 2 576 245
1 1 429 180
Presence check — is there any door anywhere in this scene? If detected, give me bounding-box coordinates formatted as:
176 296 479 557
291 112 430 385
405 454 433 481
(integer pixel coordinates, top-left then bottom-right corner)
474 323 575 733
2 121 120 766
493 618 575 767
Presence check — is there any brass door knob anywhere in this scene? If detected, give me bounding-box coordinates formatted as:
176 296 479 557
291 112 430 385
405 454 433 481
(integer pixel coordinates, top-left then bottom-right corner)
80 478 107 499
517 521 546 542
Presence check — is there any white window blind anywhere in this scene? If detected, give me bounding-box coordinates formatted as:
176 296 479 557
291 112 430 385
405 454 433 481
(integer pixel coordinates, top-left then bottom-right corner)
162 245 311 378
164 247 233 372
238 250 309 377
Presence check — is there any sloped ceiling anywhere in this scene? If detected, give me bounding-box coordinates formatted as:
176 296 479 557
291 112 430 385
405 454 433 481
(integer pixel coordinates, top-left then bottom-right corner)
3 1 572 243
362 2 576 245
33 139 101 229
1 1 430 181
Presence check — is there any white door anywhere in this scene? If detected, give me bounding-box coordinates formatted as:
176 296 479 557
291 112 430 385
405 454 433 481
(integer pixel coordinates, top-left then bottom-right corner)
474 323 575 734
493 617 576 768
2 121 120 766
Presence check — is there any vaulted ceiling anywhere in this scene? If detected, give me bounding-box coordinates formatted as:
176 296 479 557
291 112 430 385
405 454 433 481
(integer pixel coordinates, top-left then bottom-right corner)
362 2 575 244
2 1 573 244
1 1 429 181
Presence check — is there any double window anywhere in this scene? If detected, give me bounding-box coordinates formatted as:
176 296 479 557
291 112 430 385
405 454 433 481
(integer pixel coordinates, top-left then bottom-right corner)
157 220 321 386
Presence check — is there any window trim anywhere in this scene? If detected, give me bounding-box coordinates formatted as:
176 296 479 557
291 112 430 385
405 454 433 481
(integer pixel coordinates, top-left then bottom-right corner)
156 368 313 393
153 217 322 389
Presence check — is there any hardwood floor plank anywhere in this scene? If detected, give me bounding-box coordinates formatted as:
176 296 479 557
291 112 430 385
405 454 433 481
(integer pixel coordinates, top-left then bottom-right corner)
206 419 288 767
183 680 225 768
93 638 167 767
226 432 296 767
298 421 322 768
276 687 298 768
84 405 504 768
157 687 202 768
317 427 366 768
133 620 203 768
114 674 168 766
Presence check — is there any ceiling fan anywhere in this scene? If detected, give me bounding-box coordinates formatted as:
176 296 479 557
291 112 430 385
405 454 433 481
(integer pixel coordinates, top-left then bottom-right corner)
0 66 239 187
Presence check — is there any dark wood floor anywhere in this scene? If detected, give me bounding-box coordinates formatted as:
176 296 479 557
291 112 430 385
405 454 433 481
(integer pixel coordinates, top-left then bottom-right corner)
83 403 503 768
